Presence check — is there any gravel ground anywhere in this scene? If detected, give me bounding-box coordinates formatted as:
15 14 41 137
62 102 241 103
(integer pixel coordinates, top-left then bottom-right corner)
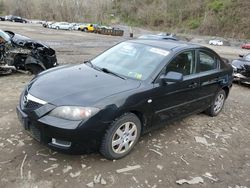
0 22 250 188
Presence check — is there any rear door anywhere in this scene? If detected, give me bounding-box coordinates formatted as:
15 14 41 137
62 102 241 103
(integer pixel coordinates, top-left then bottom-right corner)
197 49 224 108
151 50 201 126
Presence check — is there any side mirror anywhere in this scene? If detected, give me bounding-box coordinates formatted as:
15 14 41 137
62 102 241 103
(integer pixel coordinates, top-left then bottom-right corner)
239 54 244 58
160 71 183 84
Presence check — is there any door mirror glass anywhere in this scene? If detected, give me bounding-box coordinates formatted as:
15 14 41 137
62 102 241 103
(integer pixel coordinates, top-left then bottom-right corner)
160 71 183 84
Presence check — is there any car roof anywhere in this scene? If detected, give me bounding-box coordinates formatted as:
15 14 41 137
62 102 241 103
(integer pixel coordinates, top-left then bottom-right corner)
129 39 202 52
138 34 178 41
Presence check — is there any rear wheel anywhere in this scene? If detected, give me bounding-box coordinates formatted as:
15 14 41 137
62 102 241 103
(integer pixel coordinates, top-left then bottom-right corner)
100 113 141 160
205 90 226 117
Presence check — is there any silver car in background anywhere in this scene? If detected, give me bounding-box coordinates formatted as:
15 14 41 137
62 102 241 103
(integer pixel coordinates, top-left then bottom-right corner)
50 22 74 30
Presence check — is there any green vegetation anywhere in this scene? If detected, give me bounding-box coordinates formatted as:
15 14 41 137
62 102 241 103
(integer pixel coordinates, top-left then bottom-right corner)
0 0 4 15
208 0 224 12
1 0 250 39
187 19 201 30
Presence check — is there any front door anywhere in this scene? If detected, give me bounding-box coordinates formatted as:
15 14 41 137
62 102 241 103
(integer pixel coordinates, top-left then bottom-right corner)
151 50 201 126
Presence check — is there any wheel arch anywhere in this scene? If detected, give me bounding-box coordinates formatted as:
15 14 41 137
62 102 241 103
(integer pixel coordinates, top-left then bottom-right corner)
129 110 147 134
222 86 230 98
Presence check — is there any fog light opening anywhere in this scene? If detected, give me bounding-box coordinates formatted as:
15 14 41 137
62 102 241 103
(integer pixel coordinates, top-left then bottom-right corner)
51 138 71 148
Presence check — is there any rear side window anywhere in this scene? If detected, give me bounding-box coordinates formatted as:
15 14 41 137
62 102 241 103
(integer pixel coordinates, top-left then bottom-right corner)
199 51 217 72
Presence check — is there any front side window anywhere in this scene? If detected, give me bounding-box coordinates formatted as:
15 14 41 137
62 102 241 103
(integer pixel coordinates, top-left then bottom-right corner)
199 51 217 72
165 51 196 76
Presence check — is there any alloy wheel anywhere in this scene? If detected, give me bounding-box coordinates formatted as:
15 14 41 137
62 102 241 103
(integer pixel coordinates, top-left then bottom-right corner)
213 93 225 114
111 122 137 154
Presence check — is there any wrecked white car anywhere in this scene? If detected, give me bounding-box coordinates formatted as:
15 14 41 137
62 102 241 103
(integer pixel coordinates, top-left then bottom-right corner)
0 30 57 75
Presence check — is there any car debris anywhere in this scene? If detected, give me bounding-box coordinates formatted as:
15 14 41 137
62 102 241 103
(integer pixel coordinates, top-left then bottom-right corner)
101 177 107 185
43 163 59 172
86 174 107 187
93 174 102 184
86 182 94 188
176 177 204 185
63 165 72 173
20 154 27 179
116 165 141 173
69 171 81 178
194 136 209 146
156 165 163 170
203 172 218 182
231 53 250 84
149 149 163 156
0 30 57 75
180 155 189 165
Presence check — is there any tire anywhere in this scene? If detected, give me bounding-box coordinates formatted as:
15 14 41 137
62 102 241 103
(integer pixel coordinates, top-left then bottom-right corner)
205 90 226 117
100 113 141 160
26 64 44 75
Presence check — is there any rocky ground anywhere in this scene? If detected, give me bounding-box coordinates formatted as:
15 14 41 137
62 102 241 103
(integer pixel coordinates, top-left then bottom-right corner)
0 22 250 188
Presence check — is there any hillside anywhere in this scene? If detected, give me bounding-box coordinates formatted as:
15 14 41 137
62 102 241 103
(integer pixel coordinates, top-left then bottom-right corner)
1 0 250 39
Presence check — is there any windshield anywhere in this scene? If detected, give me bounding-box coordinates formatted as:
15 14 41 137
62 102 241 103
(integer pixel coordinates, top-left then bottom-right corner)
245 54 250 61
92 42 169 80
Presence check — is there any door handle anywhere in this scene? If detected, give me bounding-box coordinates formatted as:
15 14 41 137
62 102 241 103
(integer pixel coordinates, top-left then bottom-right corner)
188 82 198 88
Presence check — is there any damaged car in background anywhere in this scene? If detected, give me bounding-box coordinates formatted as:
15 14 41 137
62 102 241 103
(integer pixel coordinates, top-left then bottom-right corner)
231 53 250 84
0 30 57 75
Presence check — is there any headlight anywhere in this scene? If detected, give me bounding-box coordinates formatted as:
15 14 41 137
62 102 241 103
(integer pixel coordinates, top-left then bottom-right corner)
49 106 100 121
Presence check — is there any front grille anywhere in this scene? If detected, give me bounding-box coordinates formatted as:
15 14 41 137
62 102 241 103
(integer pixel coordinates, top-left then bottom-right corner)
25 100 43 109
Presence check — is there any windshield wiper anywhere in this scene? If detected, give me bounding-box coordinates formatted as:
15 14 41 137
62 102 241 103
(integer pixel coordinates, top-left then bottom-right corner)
101 68 126 80
84 60 94 67
84 60 102 71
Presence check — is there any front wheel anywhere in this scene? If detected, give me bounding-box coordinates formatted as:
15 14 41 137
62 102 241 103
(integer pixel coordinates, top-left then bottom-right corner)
205 90 226 117
100 113 141 160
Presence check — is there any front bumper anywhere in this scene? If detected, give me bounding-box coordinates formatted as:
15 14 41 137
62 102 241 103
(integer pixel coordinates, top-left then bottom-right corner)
16 104 109 153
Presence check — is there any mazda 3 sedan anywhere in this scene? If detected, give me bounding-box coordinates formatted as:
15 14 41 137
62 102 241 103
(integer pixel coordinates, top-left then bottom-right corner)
17 40 233 159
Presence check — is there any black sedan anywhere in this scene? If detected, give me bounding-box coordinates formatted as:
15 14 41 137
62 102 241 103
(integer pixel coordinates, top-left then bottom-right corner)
16 40 233 159
9 16 28 23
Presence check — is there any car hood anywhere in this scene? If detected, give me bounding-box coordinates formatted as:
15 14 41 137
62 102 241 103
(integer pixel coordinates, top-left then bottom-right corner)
28 64 141 106
6 31 50 49
231 59 250 69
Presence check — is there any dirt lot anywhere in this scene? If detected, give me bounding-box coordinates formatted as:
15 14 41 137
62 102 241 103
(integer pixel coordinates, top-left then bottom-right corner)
0 22 250 188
